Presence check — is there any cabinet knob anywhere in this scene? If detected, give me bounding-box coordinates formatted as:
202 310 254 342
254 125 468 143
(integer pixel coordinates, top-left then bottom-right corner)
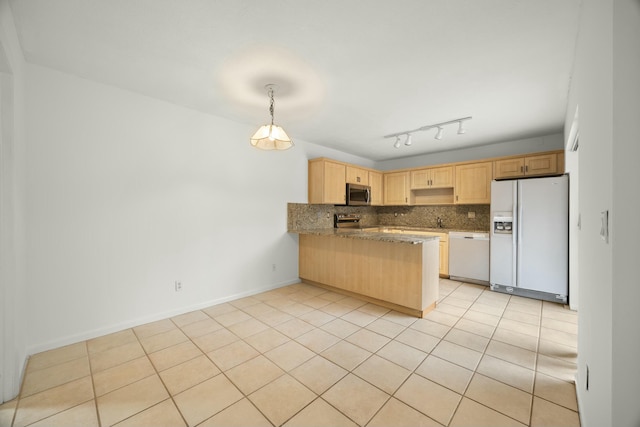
525 165 529 172
520 166 524 173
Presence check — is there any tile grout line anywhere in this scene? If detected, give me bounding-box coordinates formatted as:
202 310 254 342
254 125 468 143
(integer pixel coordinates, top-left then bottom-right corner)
467 289 540 427
198 302 289 427
11 348 96 427
130 321 191 427
440 281 495 426
225 289 408 426
304 296 419 427
345 279 471 427
84 341 103 427
527 299 545 426
233 287 375 427
437 282 553 426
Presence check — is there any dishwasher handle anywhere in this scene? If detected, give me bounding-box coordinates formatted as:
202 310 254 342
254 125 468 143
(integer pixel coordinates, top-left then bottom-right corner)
449 232 490 241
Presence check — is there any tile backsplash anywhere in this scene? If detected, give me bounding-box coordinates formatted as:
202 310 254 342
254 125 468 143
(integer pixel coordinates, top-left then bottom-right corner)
288 203 490 232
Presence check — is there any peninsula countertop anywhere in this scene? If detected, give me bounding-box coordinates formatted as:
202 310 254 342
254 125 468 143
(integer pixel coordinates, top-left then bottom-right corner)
290 226 488 245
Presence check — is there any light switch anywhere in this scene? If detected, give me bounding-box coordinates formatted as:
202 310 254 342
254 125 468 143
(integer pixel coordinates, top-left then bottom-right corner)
600 210 609 243
577 213 581 230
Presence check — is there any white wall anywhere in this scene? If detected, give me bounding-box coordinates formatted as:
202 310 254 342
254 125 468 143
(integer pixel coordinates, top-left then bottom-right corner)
567 0 640 425
567 0 613 424
611 0 640 425
23 63 373 355
564 108 579 311
0 0 28 402
375 133 563 170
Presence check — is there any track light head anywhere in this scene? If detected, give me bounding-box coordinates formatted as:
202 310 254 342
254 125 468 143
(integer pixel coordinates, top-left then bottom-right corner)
394 136 401 148
404 134 412 146
435 127 444 140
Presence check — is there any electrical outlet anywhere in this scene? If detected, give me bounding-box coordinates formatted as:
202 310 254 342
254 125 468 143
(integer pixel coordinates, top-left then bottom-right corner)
468 211 476 219
175 281 182 292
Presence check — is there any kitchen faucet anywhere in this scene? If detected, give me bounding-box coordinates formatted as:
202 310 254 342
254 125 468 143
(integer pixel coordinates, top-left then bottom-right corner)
436 217 443 228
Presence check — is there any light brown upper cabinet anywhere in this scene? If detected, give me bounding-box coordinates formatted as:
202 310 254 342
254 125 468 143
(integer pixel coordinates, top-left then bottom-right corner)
410 166 454 189
384 171 410 205
369 171 384 206
455 162 493 204
308 159 346 204
494 153 559 179
346 166 369 185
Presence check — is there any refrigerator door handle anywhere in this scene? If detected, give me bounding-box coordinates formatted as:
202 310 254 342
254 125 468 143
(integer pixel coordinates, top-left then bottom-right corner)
516 182 523 288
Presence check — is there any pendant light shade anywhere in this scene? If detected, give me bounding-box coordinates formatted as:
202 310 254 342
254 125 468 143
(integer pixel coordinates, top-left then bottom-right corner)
250 124 292 150
250 84 293 150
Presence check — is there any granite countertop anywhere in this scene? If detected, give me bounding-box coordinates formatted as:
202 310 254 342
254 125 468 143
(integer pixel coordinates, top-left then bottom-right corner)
371 226 490 234
293 225 490 244
294 227 440 244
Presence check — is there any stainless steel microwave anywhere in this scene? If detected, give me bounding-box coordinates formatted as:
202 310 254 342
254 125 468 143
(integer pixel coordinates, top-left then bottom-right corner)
346 183 371 206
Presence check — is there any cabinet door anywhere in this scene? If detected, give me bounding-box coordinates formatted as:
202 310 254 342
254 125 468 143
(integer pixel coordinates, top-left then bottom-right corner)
439 239 449 276
430 166 454 188
383 172 410 205
410 169 431 189
369 171 384 206
411 166 453 189
346 166 369 185
455 162 492 204
524 154 557 176
324 161 347 204
494 158 525 179
308 160 346 204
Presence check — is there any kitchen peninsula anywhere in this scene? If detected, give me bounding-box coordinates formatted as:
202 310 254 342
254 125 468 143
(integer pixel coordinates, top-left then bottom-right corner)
297 229 439 318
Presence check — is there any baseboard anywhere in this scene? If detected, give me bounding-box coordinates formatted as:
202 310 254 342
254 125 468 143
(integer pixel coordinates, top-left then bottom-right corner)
575 370 585 427
25 278 300 357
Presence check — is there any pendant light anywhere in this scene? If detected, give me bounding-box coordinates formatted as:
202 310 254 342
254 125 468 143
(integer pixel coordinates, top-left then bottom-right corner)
250 84 293 150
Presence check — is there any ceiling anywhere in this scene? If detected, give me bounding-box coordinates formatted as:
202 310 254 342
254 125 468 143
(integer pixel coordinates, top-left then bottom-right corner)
9 0 582 161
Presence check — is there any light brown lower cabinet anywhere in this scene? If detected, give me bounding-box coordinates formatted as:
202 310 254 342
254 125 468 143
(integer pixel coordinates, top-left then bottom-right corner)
401 231 448 277
298 233 439 317
439 236 449 277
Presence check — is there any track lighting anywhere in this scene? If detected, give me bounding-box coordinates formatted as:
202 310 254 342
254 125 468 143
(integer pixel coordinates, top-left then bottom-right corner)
383 116 472 148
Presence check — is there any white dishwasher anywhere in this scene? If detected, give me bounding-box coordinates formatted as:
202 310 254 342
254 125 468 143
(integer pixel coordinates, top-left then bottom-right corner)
448 232 490 285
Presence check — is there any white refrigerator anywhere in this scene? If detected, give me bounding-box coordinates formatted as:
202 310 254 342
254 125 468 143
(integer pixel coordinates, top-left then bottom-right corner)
489 175 568 303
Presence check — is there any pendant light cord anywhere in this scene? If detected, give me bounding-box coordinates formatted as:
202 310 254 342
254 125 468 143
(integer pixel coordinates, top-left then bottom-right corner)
268 87 275 126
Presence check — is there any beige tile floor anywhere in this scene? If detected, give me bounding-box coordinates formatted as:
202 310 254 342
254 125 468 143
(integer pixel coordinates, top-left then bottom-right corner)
0 280 580 427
